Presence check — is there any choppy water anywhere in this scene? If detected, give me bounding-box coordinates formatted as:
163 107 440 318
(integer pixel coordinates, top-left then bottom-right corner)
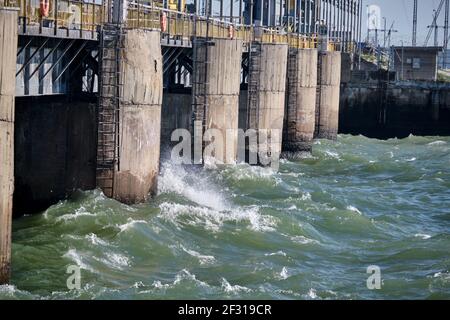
1 135 450 300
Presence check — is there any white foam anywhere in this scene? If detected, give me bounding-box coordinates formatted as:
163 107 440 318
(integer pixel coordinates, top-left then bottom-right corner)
158 202 276 232
221 278 251 294
0 284 18 296
158 161 227 211
132 281 145 288
264 251 287 257
229 164 277 181
106 253 129 269
300 192 312 201
428 140 447 146
290 235 319 245
414 233 432 240
157 161 279 233
63 249 95 273
56 206 93 222
181 245 216 265
174 269 209 287
86 233 109 246
324 150 340 159
152 280 172 289
433 272 450 280
279 267 289 280
307 288 318 299
118 218 148 233
346 205 363 215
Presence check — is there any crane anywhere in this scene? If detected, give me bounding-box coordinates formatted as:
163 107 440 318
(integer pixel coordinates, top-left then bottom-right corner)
445 0 450 49
424 0 445 46
386 21 398 48
412 0 418 46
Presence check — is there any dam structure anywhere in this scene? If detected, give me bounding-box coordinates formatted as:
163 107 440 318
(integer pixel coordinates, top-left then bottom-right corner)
0 0 362 284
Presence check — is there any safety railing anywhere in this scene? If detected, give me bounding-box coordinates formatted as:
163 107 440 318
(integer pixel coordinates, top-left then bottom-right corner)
2 0 103 35
1 0 341 51
128 4 254 43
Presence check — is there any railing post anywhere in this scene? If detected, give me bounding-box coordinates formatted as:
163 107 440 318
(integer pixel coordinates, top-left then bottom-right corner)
54 0 58 36
112 0 128 25
92 0 95 37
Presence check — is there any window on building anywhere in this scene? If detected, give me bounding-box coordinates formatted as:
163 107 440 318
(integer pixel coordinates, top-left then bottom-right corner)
413 58 421 69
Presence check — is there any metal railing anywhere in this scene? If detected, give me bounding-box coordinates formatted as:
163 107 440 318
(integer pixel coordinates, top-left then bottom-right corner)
1 0 343 51
3 0 103 33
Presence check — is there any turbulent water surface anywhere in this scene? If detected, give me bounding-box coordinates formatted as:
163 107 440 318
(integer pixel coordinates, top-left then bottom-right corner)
1 135 450 299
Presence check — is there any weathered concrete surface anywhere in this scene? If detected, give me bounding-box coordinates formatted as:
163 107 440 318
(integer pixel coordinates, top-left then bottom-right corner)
0 8 18 284
196 39 242 163
238 90 248 131
315 51 342 140
248 43 288 162
340 81 450 138
283 48 318 159
161 93 191 152
14 97 97 215
340 52 352 84
113 29 163 203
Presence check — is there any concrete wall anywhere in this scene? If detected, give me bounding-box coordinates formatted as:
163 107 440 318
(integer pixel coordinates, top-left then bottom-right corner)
0 8 18 284
340 82 450 138
239 89 248 131
283 48 318 159
14 96 97 215
161 92 191 153
315 51 342 140
248 43 288 160
340 52 352 84
113 29 163 203
204 39 242 163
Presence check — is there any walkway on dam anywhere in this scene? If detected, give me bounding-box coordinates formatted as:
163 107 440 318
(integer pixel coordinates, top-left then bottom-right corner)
2 0 343 50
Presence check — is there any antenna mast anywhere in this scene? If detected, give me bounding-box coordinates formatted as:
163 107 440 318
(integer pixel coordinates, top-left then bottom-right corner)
413 0 418 46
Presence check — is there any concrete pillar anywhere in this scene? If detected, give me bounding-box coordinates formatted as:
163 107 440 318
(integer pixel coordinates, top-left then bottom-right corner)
247 43 288 165
0 8 18 284
97 29 163 204
315 51 342 140
283 48 318 159
431 90 440 122
196 39 243 163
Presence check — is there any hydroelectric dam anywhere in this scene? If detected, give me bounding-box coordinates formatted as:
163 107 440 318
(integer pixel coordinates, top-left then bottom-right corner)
0 0 363 284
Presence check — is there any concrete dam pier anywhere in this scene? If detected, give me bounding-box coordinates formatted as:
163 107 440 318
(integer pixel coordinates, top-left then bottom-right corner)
0 7 18 284
0 0 357 284
283 48 318 159
97 28 163 204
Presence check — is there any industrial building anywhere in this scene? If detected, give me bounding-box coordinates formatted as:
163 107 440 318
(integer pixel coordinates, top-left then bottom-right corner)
392 46 443 81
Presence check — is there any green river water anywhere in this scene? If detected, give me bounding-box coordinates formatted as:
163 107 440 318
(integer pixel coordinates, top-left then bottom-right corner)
1 134 449 299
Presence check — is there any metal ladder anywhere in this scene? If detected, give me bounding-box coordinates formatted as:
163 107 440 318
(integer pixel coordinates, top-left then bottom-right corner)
191 38 210 132
315 52 324 137
190 16 211 164
96 23 125 197
246 42 262 130
286 49 299 142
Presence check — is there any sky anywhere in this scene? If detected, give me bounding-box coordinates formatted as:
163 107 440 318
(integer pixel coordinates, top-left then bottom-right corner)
364 0 449 46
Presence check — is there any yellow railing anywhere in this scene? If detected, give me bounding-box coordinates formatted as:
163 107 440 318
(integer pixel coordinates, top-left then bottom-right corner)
1 0 340 51
2 0 103 32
